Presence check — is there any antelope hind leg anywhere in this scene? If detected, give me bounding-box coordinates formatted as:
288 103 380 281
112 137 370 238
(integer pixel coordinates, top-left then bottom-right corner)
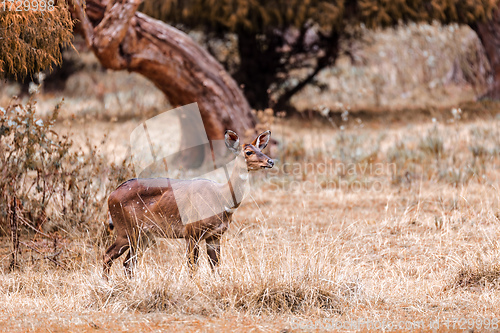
206 235 221 272
103 236 130 280
186 237 201 275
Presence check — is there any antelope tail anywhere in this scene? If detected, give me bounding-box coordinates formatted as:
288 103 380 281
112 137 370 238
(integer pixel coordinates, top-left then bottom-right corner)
108 212 114 231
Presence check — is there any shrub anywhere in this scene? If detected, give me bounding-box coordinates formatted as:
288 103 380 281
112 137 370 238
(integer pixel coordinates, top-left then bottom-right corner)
0 98 133 268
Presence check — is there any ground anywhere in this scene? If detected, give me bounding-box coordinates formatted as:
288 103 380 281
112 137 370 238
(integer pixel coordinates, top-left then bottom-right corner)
1 24 500 332
2 109 500 332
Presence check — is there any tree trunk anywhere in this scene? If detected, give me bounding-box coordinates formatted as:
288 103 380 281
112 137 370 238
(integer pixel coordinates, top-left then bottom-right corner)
233 31 282 110
68 0 256 144
472 4 500 100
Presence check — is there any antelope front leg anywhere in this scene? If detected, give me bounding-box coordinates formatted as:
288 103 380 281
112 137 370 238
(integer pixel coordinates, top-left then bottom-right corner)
186 237 200 274
206 235 221 272
123 247 137 279
103 236 130 280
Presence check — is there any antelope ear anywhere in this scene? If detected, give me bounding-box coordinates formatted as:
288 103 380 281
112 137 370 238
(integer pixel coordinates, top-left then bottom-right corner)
251 130 271 150
224 130 240 153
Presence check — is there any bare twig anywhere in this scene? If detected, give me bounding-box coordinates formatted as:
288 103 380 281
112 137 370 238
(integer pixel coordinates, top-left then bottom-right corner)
9 196 19 271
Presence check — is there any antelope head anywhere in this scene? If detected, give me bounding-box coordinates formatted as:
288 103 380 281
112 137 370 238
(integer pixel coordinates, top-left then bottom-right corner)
225 130 274 171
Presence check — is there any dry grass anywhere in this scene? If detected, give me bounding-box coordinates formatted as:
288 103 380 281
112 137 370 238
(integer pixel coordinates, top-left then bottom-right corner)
0 50 169 123
292 23 488 113
1 111 500 331
1 22 500 332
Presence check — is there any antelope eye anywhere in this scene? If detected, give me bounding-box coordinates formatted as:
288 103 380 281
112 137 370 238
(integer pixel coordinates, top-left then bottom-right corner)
245 151 253 156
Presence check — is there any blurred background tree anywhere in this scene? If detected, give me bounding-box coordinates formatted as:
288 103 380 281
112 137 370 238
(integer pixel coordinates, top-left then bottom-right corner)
471 1 500 99
140 0 499 111
1 0 499 114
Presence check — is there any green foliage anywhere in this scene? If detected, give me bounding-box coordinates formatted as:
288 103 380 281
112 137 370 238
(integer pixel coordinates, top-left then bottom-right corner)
141 0 349 34
358 0 498 28
141 0 498 33
0 4 74 79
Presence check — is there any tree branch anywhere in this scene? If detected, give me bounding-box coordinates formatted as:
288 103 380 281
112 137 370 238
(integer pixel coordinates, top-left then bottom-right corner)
272 31 341 112
92 0 142 68
66 0 256 141
69 0 95 49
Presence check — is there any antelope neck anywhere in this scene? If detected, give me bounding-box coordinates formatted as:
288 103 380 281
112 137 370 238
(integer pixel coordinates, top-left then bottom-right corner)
225 153 248 210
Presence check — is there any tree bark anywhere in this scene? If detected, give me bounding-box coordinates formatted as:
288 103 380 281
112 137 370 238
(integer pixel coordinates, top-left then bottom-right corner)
68 0 256 143
472 4 500 100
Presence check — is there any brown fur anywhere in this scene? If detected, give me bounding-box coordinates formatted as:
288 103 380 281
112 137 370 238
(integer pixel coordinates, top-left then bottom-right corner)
103 130 273 278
